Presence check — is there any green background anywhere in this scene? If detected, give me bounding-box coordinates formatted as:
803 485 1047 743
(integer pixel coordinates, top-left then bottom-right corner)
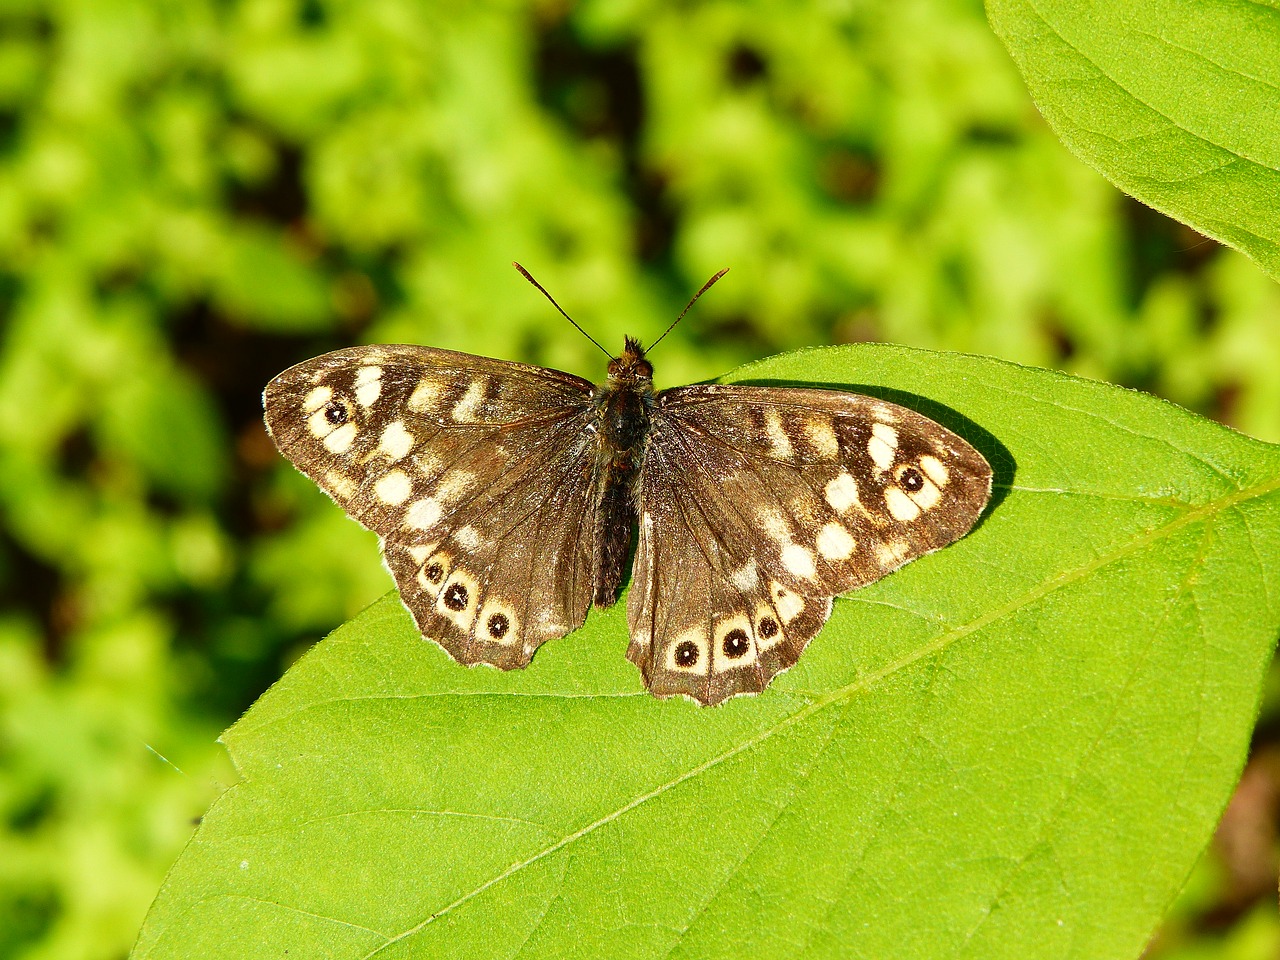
1 1 1277 958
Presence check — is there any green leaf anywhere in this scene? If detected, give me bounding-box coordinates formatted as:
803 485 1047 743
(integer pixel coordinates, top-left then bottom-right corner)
133 345 1280 959
986 0 1280 280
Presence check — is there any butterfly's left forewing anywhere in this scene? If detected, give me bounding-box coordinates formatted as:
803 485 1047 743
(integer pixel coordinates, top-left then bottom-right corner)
264 345 602 668
629 384 992 705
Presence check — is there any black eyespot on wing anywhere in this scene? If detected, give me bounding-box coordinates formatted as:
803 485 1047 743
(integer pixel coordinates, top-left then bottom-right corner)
900 466 924 491
487 613 509 639
758 616 779 639
722 629 749 659
675 640 700 667
324 400 349 425
424 562 445 584
443 583 469 611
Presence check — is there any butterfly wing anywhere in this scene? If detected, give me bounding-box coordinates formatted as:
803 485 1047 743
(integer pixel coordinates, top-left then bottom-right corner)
628 384 992 705
264 345 602 669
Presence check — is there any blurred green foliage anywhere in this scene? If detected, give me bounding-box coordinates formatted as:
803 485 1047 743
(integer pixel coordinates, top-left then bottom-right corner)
0 0 1276 958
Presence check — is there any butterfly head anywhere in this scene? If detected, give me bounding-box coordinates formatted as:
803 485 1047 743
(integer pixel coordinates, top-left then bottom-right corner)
607 337 654 385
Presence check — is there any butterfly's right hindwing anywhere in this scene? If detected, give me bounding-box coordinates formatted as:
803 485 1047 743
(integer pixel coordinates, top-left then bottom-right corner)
264 345 601 668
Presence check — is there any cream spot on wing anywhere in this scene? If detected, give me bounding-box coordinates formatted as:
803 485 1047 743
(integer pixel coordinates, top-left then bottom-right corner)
788 492 824 528
413 446 443 479
802 417 839 458
455 525 482 551
374 469 412 505
816 522 855 561
770 582 805 623
324 470 356 500
408 378 444 413
436 469 476 503
908 477 942 511
868 423 898 472
417 550 452 596
478 599 519 645
451 380 487 423
354 366 383 408
303 385 333 412
729 560 760 593
781 543 816 578
323 422 358 454
407 544 433 564
876 539 910 568
919 454 950 487
714 615 758 669
824 472 859 513
765 409 794 460
378 421 415 461
308 408 337 439
756 504 790 542
405 497 442 531
873 422 898 444
665 628 710 676
885 486 921 522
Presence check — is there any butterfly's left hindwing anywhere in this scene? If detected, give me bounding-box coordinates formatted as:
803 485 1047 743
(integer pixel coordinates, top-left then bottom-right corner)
627 384 992 705
264 345 601 668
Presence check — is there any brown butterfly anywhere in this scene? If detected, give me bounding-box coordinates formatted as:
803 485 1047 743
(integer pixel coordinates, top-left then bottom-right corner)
263 268 991 705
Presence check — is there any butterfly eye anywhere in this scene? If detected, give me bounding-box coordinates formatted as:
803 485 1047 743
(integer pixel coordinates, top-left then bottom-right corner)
722 629 750 660
898 466 924 492
323 400 350 426
674 640 700 667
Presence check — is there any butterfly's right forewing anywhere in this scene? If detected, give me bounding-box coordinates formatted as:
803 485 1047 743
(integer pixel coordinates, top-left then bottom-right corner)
264 345 601 668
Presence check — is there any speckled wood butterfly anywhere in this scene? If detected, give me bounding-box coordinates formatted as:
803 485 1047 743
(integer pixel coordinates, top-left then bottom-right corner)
263 270 992 705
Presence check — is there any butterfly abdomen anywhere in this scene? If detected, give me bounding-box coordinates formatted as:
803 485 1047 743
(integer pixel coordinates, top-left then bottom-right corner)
590 347 654 608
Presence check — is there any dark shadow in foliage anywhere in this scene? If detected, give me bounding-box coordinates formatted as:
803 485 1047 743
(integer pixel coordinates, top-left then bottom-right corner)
725 42 768 86
530 15 676 267
0 879 61 959
163 304 385 719
0 527 71 666
225 138 310 226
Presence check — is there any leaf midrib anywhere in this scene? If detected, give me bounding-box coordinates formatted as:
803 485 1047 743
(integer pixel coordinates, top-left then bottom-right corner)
354 469 1280 957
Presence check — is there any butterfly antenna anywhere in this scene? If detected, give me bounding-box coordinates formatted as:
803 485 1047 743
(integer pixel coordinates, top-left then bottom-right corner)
513 262 613 359
647 267 730 353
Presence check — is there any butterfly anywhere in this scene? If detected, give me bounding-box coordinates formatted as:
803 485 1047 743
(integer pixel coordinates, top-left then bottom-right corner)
262 270 992 705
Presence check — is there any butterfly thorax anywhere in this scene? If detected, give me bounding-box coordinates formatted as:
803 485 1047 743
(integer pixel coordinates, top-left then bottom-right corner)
597 336 655 455
589 337 655 607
